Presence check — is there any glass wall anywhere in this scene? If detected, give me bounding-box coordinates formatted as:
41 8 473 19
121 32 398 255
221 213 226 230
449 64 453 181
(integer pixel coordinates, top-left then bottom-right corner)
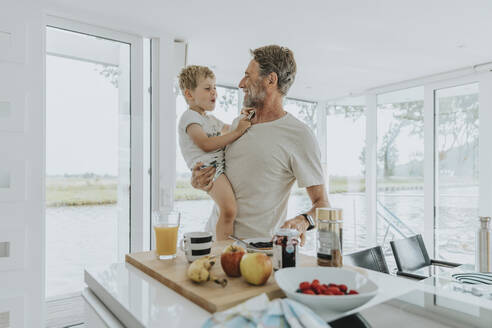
377 87 425 248
435 83 479 264
174 86 239 239
326 98 367 253
46 27 130 297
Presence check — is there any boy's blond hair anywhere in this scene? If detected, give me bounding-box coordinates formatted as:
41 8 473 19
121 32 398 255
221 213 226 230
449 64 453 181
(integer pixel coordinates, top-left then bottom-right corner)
178 65 215 96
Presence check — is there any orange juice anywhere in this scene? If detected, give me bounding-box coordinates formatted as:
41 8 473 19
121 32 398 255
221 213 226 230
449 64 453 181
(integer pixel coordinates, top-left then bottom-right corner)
154 225 178 257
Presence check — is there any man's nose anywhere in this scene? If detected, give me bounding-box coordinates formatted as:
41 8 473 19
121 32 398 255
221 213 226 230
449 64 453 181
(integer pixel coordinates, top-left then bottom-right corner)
238 77 245 89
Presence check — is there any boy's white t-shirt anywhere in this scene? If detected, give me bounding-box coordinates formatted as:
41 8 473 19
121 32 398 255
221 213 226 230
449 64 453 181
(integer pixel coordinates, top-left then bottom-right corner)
178 109 225 169
205 112 325 238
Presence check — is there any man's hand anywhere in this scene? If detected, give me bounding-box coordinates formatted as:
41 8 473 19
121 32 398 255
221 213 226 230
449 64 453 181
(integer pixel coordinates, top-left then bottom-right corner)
191 162 216 192
281 215 310 246
281 184 330 247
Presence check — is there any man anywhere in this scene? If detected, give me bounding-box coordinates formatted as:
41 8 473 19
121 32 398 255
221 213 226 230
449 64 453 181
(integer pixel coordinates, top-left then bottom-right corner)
192 45 330 245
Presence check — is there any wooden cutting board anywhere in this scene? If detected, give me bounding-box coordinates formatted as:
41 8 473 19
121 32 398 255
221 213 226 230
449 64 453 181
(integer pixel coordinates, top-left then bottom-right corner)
125 241 317 313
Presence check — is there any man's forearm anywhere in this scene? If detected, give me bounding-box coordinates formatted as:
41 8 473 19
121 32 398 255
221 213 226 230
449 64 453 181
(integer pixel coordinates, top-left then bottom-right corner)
303 184 330 228
306 197 330 227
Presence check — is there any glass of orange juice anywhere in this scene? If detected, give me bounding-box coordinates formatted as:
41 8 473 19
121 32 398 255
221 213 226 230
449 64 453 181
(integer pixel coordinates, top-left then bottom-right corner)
153 210 181 260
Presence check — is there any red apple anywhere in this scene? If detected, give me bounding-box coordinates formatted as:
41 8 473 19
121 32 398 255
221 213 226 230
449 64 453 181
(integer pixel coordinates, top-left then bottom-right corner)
239 252 272 286
220 245 246 277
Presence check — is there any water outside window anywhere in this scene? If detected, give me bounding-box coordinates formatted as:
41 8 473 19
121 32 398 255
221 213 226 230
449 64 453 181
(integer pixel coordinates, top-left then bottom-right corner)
377 87 425 250
435 83 479 264
46 27 130 298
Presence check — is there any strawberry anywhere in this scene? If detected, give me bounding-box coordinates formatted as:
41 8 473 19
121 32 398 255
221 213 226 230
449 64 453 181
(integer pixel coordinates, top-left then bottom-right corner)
299 282 311 290
348 290 359 295
338 284 348 293
326 287 340 294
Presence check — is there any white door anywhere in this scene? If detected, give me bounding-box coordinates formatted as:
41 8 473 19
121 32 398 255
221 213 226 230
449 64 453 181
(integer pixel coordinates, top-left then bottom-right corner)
0 1 45 327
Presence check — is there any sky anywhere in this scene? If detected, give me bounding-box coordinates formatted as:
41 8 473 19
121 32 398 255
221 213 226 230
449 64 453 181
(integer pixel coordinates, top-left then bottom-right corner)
46 55 121 176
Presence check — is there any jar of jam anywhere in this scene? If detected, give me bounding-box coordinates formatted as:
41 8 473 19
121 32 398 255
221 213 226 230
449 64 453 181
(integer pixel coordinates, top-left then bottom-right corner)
316 208 343 267
273 228 300 270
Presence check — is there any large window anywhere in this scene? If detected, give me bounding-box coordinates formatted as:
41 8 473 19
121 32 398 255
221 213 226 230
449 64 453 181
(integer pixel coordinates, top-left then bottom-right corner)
174 86 239 240
376 87 425 248
435 83 479 264
325 98 367 253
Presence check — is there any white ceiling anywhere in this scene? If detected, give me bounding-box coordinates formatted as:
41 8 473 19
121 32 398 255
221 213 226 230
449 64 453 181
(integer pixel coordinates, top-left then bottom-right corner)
45 0 492 101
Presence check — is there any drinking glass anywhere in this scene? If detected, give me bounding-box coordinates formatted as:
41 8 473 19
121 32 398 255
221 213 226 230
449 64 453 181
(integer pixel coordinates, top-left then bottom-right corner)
153 210 181 260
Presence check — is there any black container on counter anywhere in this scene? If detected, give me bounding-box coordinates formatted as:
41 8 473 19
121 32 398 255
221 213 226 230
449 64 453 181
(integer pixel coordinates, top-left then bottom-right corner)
272 228 300 270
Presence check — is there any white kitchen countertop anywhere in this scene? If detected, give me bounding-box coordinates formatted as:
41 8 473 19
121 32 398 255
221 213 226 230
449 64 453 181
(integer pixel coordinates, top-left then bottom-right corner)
85 262 210 328
84 260 430 327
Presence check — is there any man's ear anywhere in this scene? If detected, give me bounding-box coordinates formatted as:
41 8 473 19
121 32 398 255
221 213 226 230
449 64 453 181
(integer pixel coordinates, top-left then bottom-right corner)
268 72 278 86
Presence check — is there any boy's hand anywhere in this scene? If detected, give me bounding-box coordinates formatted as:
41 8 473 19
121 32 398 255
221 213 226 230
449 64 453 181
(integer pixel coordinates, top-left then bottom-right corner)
241 107 255 116
235 118 252 134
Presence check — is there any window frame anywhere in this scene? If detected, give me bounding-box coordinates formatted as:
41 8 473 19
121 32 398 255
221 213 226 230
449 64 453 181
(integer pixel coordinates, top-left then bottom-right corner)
426 75 488 258
46 16 148 257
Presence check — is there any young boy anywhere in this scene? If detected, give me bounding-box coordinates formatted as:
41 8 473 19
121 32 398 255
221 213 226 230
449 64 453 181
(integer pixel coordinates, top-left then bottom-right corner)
177 65 251 240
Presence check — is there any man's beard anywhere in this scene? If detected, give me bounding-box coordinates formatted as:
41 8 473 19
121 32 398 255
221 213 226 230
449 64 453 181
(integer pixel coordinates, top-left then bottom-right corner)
243 80 266 108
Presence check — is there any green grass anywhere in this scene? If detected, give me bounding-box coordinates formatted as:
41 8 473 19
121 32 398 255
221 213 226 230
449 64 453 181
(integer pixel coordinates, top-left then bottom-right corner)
46 177 117 207
46 175 426 207
175 180 209 200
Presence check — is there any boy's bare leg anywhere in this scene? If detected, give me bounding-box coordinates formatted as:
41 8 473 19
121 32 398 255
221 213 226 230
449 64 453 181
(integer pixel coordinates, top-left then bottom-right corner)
208 174 237 241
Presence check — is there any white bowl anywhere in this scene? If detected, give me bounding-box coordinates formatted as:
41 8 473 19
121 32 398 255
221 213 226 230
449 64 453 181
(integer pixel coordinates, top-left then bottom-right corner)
275 267 378 312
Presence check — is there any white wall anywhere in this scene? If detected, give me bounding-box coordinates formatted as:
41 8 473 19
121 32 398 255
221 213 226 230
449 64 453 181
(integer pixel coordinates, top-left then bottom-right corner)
0 1 45 326
0 1 178 325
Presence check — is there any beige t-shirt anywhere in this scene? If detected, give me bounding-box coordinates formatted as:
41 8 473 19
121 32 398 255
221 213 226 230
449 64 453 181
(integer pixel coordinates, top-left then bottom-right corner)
205 112 324 238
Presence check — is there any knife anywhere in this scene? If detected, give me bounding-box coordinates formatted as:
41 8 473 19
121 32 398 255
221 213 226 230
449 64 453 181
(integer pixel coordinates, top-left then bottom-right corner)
228 235 251 249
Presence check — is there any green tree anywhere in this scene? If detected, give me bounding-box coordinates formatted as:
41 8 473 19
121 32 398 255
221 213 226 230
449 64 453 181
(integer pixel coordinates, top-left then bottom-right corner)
286 99 318 131
217 87 238 113
94 64 120 88
378 124 400 177
437 94 479 177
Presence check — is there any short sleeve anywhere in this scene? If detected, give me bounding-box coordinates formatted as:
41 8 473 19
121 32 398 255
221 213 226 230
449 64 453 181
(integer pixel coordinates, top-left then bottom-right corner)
209 115 226 132
290 129 325 188
179 110 203 134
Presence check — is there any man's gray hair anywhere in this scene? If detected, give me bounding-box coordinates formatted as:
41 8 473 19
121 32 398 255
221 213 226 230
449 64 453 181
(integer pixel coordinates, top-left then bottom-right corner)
250 45 297 96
